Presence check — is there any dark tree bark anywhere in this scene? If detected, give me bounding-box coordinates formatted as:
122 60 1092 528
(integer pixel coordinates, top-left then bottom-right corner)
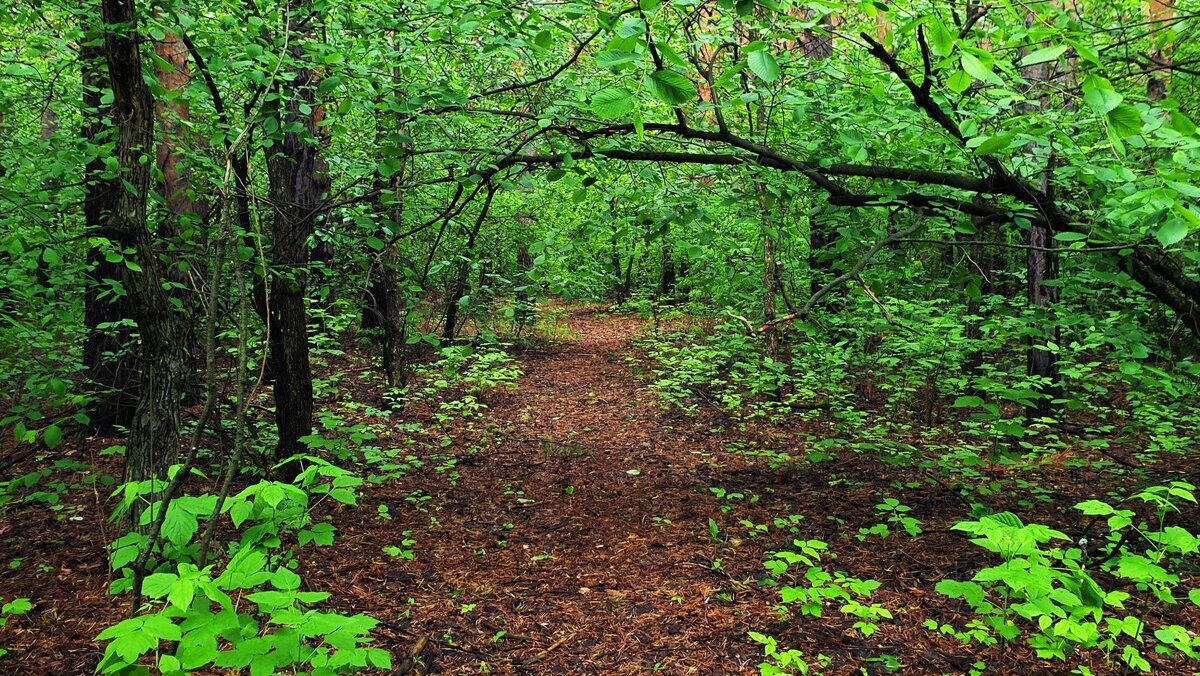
657 245 676 298
265 0 328 477
442 185 495 341
1027 218 1061 417
100 0 189 494
82 25 138 434
366 106 411 389
363 35 405 351
808 212 832 299
1022 21 1063 418
1146 0 1174 101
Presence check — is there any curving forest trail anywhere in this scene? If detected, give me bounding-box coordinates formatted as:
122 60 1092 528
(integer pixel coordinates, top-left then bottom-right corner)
325 307 781 673
2 305 1191 674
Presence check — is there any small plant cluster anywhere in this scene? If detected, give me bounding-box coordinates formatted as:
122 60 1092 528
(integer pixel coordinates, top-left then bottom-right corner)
0 597 32 658
751 537 893 674
0 458 110 514
934 483 1200 673
858 497 922 540
96 457 391 675
639 324 814 418
400 343 522 416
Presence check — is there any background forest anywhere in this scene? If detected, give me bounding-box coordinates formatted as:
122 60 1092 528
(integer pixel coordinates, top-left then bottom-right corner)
0 0 1199 673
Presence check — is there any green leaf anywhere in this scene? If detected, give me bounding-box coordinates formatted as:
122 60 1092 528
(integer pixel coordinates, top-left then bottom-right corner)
42 424 62 449
644 70 696 106
142 573 178 598
615 17 646 39
591 88 635 119
1156 219 1189 247
971 131 1017 156
1019 45 1068 67
1168 111 1197 136
925 17 955 57
298 522 336 546
260 483 286 508
2 598 31 615
367 648 392 670
167 578 195 611
1106 105 1142 138
747 50 781 83
595 50 638 69
1075 500 1114 516
109 630 157 663
1189 588 1200 607
271 566 302 591
159 655 182 673
953 396 984 408
960 53 992 83
1082 74 1122 114
1066 38 1100 66
245 590 295 608
162 505 198 546
1054 231 1088 242
142 615 181 641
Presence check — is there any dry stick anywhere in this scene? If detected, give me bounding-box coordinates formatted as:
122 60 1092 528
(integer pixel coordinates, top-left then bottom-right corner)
856 275 914 332
198 228 259 568
519 634 572 667
393 633 431 676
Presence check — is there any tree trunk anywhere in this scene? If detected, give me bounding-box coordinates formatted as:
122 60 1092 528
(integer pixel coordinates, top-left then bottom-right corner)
1022 19 1062 418
374 152 410 389
1146 0 1174 102
443 185 495 341
101 0 189 497
265 0 327 478
963 214 996 396
1027 214 1061 418
657 245 676 298
153 26 204 230
82 25 138 434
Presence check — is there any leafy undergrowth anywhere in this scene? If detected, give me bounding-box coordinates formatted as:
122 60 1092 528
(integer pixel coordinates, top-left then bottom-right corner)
0 305 1197 674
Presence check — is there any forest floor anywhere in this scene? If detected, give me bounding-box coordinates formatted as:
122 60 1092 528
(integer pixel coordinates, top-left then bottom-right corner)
0 304 1197 674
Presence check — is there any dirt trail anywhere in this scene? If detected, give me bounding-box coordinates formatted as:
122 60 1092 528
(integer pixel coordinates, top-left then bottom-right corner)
4 306 1195 674
334 306 775 674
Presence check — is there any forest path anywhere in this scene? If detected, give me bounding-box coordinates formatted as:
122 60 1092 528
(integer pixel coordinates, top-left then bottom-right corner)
332 305 776 674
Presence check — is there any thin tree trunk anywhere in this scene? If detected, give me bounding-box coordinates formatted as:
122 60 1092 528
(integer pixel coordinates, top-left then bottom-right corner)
964 214 996 396
657 245 676 298
1022 14 1062 418
443 186 496 341
1146 0 1174 101
153 26 204 230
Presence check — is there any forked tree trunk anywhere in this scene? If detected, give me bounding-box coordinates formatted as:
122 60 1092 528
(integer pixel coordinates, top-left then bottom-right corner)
101 0 189 496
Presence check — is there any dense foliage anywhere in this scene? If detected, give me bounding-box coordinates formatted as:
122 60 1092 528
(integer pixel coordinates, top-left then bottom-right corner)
0 0 1198 673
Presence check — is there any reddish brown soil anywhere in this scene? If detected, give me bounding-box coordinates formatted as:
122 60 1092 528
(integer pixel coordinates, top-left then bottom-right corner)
0 305 1196 674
